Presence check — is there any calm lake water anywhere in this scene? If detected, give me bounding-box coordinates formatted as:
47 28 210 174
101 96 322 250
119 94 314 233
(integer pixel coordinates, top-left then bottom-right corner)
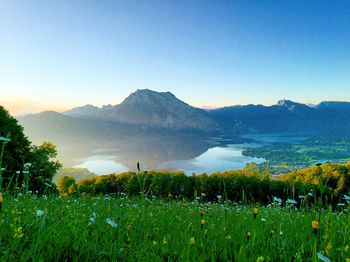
70 133 306 175
74 144 265 175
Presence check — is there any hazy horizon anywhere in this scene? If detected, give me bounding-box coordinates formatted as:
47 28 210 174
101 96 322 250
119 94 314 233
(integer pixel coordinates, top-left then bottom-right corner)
4 89 350 116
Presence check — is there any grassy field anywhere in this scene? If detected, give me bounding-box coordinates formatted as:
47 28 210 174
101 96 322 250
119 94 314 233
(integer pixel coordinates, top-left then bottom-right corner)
0 195 349 262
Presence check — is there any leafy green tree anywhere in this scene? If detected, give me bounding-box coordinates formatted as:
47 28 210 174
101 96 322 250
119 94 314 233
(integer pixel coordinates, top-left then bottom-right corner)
0 106 32 190
29 142 62 194
0 106 61 193
57 175 76 195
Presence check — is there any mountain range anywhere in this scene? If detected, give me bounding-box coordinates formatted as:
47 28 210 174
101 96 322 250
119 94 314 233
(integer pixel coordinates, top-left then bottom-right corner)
17 89 350 146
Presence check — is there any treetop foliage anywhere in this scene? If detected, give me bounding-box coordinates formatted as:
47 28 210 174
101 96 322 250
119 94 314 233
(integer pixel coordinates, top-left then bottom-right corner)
0 106 62 194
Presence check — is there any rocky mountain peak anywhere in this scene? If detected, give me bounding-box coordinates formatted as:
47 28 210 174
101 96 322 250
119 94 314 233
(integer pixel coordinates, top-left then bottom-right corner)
121 89 180 107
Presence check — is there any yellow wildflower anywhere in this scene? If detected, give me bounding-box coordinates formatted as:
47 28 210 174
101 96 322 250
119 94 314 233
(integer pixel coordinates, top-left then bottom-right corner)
312 220 319 229
253 208 258 219
257 256 264 262
189 237 195 245
201 219 206 225
312 220 319 235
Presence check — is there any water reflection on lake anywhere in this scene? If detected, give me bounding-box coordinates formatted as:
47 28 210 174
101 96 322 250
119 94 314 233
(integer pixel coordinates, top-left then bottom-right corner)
70 140 265 175
61 133 307 175
73 155 128 175
157 145 265 174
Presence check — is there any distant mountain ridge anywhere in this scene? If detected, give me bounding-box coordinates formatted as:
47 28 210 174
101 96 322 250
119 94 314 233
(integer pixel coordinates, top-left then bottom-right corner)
210 98 350 134
17 89 350 146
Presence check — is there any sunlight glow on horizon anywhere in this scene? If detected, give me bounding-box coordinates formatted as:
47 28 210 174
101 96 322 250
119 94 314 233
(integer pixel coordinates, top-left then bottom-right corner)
3 92 350 117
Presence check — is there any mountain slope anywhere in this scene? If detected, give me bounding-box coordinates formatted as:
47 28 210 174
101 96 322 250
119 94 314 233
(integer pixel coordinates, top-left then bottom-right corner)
18 90 350 141
64 89 219 132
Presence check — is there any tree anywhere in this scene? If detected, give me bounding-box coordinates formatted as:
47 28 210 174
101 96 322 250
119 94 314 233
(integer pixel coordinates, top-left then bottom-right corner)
57 175 77 196
0 106 32 190
0 106 61 193
29 142 62 194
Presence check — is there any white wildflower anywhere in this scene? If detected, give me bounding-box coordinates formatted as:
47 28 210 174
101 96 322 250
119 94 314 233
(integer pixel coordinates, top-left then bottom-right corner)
286 199 297 205
343 194 350 201
317 252 331 262
106 218 118 228
36 209 45 217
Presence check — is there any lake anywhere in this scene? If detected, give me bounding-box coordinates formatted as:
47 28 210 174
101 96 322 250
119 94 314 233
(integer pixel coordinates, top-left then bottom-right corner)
66 133 306 175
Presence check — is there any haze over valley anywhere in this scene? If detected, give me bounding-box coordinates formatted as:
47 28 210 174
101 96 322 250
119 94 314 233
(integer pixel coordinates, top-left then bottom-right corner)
17 89 350 174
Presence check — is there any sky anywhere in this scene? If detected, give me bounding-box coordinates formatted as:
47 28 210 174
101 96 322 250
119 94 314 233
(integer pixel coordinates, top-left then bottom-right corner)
1 0 350 115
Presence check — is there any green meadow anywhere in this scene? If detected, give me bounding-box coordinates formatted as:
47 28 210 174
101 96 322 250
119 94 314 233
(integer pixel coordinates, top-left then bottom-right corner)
0 194 349 261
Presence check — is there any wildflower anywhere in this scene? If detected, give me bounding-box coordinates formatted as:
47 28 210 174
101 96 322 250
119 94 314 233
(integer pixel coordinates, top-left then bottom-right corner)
279 231 283 236
312 220 319 235
189 237 195 245
286 199 297 205
106 218 118 228
36 209 45 217
201 219 206 229
0 137 10 142
0 193 2 211
217 195 222 201
201 193 206 197
88 213 97 225
316 252 331 262
253 208 258 220
88 217 95 225
343 194 350 201
298 195 305 199
261 218 266 222
257 256 264 262
246 231 251 240
14 227 24 239
273 196 282 204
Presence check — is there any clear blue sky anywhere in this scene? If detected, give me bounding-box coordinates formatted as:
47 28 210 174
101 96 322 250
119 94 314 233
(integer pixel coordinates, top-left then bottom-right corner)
1 0 350 114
